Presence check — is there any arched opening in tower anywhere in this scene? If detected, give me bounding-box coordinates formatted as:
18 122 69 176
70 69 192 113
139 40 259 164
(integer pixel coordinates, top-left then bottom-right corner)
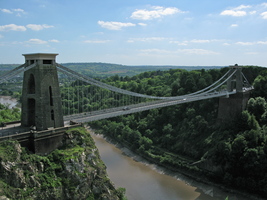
28 98 36 126
28 74 35 94
49 86 54 106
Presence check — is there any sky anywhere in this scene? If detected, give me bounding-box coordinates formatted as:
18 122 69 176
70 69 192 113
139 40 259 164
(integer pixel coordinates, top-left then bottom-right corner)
0 0 267 67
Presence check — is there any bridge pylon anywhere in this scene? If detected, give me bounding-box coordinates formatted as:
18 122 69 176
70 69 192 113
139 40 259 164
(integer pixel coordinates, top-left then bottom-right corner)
21 53 64 131
227 64 243 93
218 64 250 123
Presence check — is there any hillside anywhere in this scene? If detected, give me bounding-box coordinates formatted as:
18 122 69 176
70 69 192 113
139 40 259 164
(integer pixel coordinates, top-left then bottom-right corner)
87 65 267 198
0 63 225 78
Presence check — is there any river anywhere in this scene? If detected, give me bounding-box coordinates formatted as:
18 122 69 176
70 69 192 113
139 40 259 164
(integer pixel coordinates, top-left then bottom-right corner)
90 133 248 200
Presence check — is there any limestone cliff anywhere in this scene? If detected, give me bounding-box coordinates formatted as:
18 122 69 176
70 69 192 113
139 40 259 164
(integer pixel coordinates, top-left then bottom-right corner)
0 127 125 200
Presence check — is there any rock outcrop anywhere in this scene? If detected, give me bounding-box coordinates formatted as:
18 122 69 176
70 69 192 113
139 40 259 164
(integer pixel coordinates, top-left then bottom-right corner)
0 127 124 200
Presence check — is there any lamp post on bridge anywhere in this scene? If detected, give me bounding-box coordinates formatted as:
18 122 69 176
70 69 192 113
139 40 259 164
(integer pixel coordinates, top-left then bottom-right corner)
21 53 64 131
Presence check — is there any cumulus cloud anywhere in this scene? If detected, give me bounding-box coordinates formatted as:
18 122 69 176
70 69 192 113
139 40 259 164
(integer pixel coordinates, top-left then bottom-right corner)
140 48 219 55
235 5 251 10
257 41 267 45
84 40 110 43
49 39 59 43
170 39 218 46
26 24 54 31
220 4 252 17
98 21 135 30
169 41 188 46
138 23 147 26
231 24 239 27
220 3 267 18
220 10 247 17
190 39 211 43
261 11 267 19
0 24 26 31
236 41 267 45
1 8 26 16
236 42 254 45
131 6 185 20
1 9 13 14
128 37 167 43
249 11 257 15
27 39 47 44
179 49 219 55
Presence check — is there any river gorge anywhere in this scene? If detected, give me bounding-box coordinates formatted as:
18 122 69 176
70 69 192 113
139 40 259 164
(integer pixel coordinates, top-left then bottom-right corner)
0 96 259 200
90 132 254 200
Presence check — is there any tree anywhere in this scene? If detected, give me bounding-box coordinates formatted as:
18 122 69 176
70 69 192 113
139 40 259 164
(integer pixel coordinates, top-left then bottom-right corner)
247 97 267 122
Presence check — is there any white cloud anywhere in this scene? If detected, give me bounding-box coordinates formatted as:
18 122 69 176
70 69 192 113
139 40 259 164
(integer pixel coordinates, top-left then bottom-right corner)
131 6 185 20
84 40 110 43
261 11 267 19
245 52 259 55
169 41 188 46
190 39 211 43
26 24 54 31
138 23 147 26
234 5 251 10
140 48 172 54
1 9 12 14
49 39 59 43
98 21 135 30
249 11 257 15
231 24 238 27
0 24 26 31
27 39 47 44
236 42 254 45
220 4 252 17
127 37 167 43
1 8 26 16
262 3 267 7
220 10 247 17
140 48 219 55
13 8 25 13
179 49 219 55
257 41 267 45
236 41 267 45
170 39 218 46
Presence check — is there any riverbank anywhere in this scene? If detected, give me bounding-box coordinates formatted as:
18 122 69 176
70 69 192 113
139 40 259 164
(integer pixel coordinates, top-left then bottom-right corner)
87 126 265 200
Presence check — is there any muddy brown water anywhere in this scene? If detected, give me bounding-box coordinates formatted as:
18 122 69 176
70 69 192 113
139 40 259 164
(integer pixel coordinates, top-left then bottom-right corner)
90 133 249 200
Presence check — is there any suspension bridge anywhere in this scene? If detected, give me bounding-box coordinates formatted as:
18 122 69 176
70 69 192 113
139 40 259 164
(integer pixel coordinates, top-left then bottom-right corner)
0 53 253 153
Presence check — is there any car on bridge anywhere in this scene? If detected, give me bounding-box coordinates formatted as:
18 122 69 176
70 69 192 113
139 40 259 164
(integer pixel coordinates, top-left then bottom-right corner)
123 107 130 111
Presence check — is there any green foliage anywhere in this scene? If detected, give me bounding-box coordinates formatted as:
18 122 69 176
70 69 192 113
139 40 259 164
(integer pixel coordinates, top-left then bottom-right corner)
0 103 21 124
87 66 267 198
0 128 124 199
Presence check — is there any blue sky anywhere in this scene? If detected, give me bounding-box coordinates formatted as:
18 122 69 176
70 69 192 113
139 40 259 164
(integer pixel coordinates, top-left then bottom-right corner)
0 0 267 66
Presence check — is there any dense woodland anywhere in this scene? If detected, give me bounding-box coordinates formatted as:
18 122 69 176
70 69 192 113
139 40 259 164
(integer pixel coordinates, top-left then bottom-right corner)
1 64 267 198
88 66 267 197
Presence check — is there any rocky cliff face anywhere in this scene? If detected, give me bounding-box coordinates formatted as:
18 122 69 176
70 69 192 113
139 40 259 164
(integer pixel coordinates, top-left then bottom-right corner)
0 127 124 200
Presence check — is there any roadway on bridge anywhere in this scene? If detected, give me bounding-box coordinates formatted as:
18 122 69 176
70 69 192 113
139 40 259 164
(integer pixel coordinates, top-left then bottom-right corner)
64 90 237 123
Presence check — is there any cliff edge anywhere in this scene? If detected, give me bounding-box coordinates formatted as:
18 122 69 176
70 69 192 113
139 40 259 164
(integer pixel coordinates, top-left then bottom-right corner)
0 127 125 200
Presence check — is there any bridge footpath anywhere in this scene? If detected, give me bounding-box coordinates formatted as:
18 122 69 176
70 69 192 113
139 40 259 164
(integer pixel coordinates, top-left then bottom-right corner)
64 90 238 123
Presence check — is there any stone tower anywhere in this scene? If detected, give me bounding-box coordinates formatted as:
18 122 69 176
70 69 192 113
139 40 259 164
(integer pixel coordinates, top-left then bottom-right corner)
217 64 250 122
21 53 64 131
